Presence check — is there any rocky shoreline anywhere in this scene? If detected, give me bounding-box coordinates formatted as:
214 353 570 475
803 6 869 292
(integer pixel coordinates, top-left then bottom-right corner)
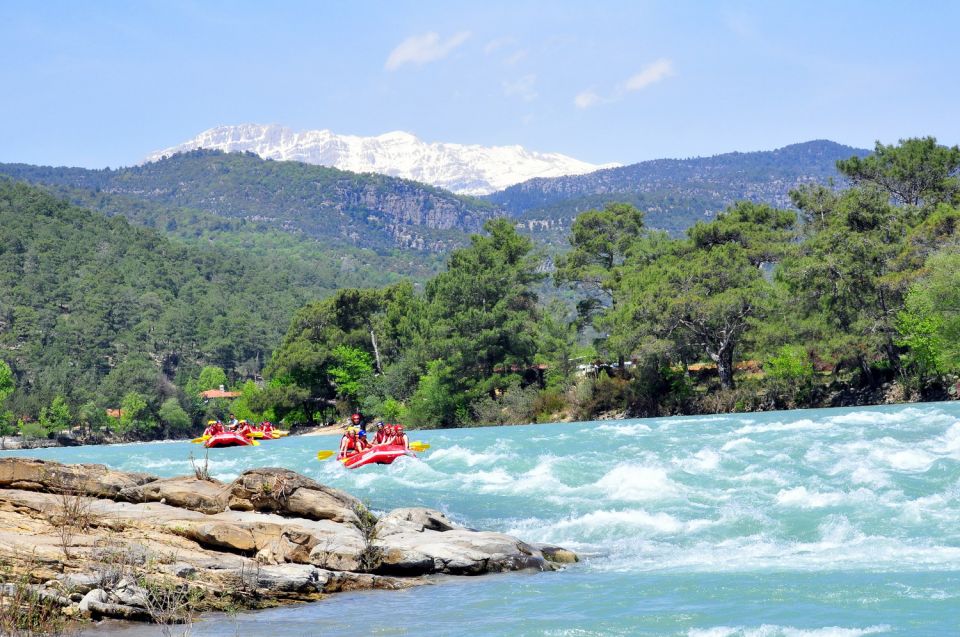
0 458 576 630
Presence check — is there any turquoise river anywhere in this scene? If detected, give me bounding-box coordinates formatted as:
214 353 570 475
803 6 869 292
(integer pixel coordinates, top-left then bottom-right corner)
3 402 960 636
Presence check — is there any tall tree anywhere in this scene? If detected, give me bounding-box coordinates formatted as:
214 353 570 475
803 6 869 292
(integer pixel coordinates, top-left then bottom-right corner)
425 218 545 404
837 137 960 207
606 203 796 389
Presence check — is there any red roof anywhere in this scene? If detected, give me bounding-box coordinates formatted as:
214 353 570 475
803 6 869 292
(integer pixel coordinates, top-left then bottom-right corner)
200 389 241 399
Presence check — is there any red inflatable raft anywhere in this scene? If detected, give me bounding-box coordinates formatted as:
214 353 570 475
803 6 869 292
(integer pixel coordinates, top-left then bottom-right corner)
204 432 254 448
340 444 415 469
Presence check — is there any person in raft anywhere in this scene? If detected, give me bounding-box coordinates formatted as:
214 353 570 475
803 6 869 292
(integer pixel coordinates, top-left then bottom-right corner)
349 412 368 435
237 420 255 438
228 414 239 429
373 421 389 445
393 425 409 450
356 429 372 451
203 420 223 437
338 428 361 459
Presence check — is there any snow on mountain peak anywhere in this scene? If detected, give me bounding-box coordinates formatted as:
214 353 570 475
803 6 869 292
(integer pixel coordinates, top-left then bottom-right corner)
144 124 617 195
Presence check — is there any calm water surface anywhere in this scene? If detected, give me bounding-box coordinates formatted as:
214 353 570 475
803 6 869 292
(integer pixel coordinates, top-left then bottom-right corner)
4 402 959 636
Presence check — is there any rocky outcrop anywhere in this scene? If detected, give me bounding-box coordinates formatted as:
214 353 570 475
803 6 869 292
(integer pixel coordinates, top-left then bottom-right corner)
0 458 575 626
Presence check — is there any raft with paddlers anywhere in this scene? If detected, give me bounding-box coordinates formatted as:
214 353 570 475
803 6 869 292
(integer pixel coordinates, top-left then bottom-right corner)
340 443 416 468
317 439 430 468
204 431 257 448
192 420 288 445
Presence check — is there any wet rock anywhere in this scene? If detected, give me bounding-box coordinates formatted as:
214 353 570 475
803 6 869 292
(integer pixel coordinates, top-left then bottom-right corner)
535 544 579 564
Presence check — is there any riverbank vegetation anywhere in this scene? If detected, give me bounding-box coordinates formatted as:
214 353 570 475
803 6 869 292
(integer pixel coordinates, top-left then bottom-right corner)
1 137 959 438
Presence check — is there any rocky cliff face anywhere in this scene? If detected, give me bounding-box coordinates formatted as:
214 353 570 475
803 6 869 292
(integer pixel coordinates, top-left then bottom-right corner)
0 458 576 627
144 124 616 196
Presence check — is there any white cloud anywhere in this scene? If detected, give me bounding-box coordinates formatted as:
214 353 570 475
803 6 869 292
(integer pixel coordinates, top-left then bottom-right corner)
503 74 538 102
483 37 513 55
575 58 675 109
623 58 674 92
504 49 528 66
574 89 603 109
385 31 471 71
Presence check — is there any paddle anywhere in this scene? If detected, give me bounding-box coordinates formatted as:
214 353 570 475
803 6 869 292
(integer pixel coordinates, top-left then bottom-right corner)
316 450 336 460
191 435 210 444
409 441 430 452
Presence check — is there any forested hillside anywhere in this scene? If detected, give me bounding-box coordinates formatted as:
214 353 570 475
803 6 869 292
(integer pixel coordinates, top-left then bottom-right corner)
0 180 359 429
490 140 869 242
0 150 497 253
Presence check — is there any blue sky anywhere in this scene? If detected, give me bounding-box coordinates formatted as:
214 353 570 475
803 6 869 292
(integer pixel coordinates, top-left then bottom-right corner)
1 0 958 168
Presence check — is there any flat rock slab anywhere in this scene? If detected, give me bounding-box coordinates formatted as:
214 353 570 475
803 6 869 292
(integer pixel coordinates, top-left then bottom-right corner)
0 457 577 621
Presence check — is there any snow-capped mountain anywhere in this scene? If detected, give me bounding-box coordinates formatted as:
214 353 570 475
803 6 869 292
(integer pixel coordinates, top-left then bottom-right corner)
144 124 616 196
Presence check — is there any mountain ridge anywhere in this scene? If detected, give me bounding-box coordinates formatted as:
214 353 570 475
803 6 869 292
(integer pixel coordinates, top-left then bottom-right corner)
144 124 617 196
489 139 870 241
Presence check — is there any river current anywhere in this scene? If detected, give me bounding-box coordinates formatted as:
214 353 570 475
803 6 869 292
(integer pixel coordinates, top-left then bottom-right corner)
4 402 959 636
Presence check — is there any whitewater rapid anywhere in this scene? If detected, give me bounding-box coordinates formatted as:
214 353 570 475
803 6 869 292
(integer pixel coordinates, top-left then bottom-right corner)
5 402 959 635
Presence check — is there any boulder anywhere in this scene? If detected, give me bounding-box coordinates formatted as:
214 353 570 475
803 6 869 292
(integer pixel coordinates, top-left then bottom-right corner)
0 458 155 499
176 522 257 554
226 468 360 525
78 588 107 614
121 477 228 514
375 508 457 535
536 544 579 564
374 508 557 575
254 564 330 594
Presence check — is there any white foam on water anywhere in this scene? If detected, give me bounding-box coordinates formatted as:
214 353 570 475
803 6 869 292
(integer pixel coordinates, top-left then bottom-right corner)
774 486 877 509
509 508 714 543
735 419 829 435
427 444 503 467
874 446 937 472
593 463 682 502
731 468 790 486
688 625 891 637
721 437 754 452
594 422 652 436
676 448 722 473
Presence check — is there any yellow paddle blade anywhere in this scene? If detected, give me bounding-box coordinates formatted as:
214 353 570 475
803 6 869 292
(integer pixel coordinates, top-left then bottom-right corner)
191 435 210 444
316 450 336 460
250 439 260 446
409 441 430 452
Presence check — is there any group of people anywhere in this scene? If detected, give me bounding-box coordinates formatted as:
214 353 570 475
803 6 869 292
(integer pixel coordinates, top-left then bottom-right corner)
338 412 409 459
203 414 276 438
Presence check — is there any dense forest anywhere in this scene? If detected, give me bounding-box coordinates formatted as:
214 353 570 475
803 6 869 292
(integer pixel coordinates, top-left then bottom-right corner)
1 137 958 440
0 180 370 438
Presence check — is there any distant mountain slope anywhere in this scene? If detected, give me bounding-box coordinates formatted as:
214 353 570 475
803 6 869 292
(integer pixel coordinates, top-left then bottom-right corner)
144 124 617 196
488 140 870 241
0 179 354 415
0 150 498 252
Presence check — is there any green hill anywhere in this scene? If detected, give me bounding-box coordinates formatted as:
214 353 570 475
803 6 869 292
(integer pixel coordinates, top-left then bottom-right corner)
0 179 383 419
0 149 498 253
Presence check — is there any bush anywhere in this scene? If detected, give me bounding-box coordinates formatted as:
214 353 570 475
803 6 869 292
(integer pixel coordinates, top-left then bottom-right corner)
471 384 539 426
532 388 567 422
764 345 816 405
576 371 630 419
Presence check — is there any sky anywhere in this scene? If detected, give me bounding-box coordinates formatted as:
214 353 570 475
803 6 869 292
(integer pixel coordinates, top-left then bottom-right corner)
1 0 958 168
